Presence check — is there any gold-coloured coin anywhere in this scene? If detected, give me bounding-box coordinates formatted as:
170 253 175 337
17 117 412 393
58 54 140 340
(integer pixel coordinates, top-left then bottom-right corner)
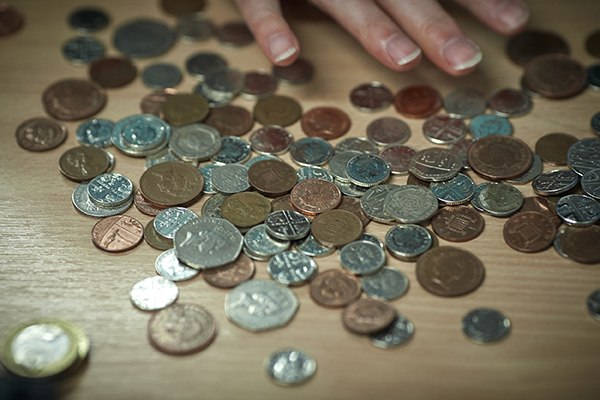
144 219 174 250
58 146 111 182
162 93 210 127
221 192 272 228
253 95 302 127
534 132 579 165
311 209 363 247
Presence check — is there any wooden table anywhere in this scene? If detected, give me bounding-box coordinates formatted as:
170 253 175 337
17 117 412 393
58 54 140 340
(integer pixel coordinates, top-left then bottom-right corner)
1 0 599 399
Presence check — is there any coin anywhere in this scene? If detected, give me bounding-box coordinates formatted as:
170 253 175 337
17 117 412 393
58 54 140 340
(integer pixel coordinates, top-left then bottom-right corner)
265 210 311 240
339 241 385 275
144 219 173 250
201 193 228 218
409 148 462 182
586 289 600 321
448 138 475 170
140 161 205 207
289 137 333 166
346 154 390 187
462 308 511 343
169 124 221 162
76 118 113 148
155 249 199 281
211 136 251 164
394 84 443 119
335 137 378 155
336 196 370 227
582 168 600 199
518 196 561 228
130 276 178 311
113 19 176 58
254 95 302 127
349 81 393 112
241 71 278 100
91 215 144 252
335 179 369 197
194 67 244 107
154 207 199 239
72 184 133 217
87 173 133 209
301 107 351 140
368 314 414 348
89 57 137 88
272 57 314 85
246 154 282 168
216 21 254 47
524 54 587 99
555 194 600 226
162 93 210 127
467 135 532 180
59 146 110 181
221 192 272 228
62 36 105 65
407 173 431 189
311 209 363 248
175 12 214 42
506 29 570 66
559 225 600 263
379 144 417 175
468 114 513 139
342 298 396 335
532 169 579 196
422 114 467 145
567 138 600 176
244 224 289 257
202 253 256 288
0 4 24 37
294 234 335 258
385 224 433 260
141 63 182 90
360 184 399 224
535 132 579 165
270 195 293 214
135 189 165 217
16 117 67 151
443 88 487 119
112 114 171 157
362 267 409 300
268 251 318 286
265 348 317 386
430 173 475 205
290 178 341 215
204 105 254 137
310 269 361 307
185 52 228 81
249 126 294 155
478 182 523 217
210 164 249 194
487 88 532 118
161 0 205 16
506 153 543 185
503 211 556 253
68 7 109 32
140 89 177 118
431 205 484 242
384 185 438 224
42 79 106 121
586 30 600 58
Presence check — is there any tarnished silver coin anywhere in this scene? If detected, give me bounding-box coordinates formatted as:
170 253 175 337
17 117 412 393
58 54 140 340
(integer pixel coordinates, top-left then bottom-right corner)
581 168 600 199
198 164 219 194
297 166 333 182
176 12 214 43
360 184 401 224
87 173 133 208
447 138 475 170
72 183 132 217
366 117 411 146
154 207 199 239
129 276 178 311
141 63 183 90
477 183 523 217
430 173 475 205
289 137 333 166
488 88 532 118
293 234 335 257
443 88 487 119
264 348 316 386
334 137 378 155
201 193 228 218
408 148 462 182
339 241 385 275
470 182 492 212
267 251 318 286
244 224 290 258
114 19 176 59
194 67 244 107
362 267 409 300
265 210 311 240
368 314 414 348
145 147 180 169
555 194 600 226
328 150 362 182
384 185 438 224
155 249 200 281
379 144 417 175
587 289 600 321
225 280 299 331
185 52 228 81
422 114 467 145
385 224 433 260
567 138 600 176
246 154 282 168
506 153 543 184
210 164 249 194
468 114 513 139
334 179 369 197
346 154 390 187
532 169 579 196
210 136 251 164
62 36 105 65
169 123 221 162
360 233 384 250
76 118 114 147
462 308 511 344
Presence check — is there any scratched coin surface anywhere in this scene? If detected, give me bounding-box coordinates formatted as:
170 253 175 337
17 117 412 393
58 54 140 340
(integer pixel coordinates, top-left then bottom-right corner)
91 215 144 252
202 253 255 288
368 314 414 348
16 118 68 151
342 298 396 335
290 178 341 215
140 161 205 207
467 135 532 180
311 210 363 248
155 249 199 281
264 349 317 386
87 173 133 208
346 154 391 187
210 164 250 194
42 79 107 121
384 185 438 224
129 276 179 311
503 211 556 253
362 267 409 301
431 205 484 242
221 192 272 228
408 148 462 182
301 107 351 140
462 308 511 344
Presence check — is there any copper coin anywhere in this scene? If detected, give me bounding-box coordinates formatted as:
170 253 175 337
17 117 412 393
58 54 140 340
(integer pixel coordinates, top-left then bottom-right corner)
134 189 167 216
300 107 351 140
535 132 579 166
336 196 370 227
147 303 217 355
16 117 67 151
349 81 393 112
140 161 204 207
272 57 314 85
416 246 485 297
249 126 293 154
309 270 361 308
311 209 363 248
89 57 137 88
560 225 600 263
254 95 302 127
42 79 107 121
271 194 295 212
467 135 533 180
221 192 272 228
91 215 144 252
216 21 254 47
59 146 110 181
503 211 556 253
160 0 204 16
290 178 341 215
342 298 396 335
518 197 561 228
0 3 24 37
524 54 587 99
162 93 210 127
241 71 277 100
202 253 255 288
586 30 600 58
144 219 173 250
394 84 443 119
407 173 430 188
247 159 298 197
431 205 484 242
140 88 177 118
203 104 253 137
506 29 570 67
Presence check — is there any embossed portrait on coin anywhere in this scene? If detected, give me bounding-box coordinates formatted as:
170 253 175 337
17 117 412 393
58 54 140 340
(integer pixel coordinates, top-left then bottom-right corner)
429 257 467 292
479 142 522 168
152 169 188 197
25 125 59 145
180 230 227 255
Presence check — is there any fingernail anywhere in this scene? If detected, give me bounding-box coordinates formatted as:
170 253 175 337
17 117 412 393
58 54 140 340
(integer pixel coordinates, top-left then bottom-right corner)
386 33 421 66
497 0 530 31
269 33 298 63
442 37 482 71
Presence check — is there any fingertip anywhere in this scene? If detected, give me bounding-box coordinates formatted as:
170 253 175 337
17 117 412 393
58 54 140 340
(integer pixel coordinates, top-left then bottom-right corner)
268 32 300 65
385 33 423 70
496 0 530 34
441 37 482 74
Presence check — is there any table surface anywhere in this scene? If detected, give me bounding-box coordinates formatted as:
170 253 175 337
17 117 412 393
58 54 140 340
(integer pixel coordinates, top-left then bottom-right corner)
1 0 600 399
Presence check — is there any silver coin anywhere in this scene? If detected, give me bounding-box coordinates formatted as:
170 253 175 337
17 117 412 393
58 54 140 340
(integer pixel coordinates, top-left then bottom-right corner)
581 168 600 199
155 249 200 281
462 308 511 343
297 166 333 182
468 114 513 139
141 63 182 90
488 88 532 118
366 117 411 146
589 65 600 92
334 137 378 155
289 137 333 166
112 114 170 157
265 348 316 386
225 280 299 331
72 184 132 217
328 150 362 182
186 52 228 81
198 164 219 194
267 251 318 286
62 36 105 65
592 112 600 135
76 118 114 147
385 224 432 260
378 144 417 175
586 289 600 321
265 210 311 240
443 88 487 119
567 138 600 176
194 67 244 107
87 173 133 208
243 245 272 261
145 147 180 169
102 148 115 173
246 154 282 168
346 154 391 187
349 81 393 112
249 125 294 155
210 164 249 194
210 136 251 164
176 12 214 43
430 173 475 205
114 19 176 59
360 233 384 250
334 179 369 197
293 234 335 257
129 276 179 311
506 153 543 184
532 169 579 196
470 182 492 212
447 138 475 170
201 193 229 218
362 267 409 300
408 148 462 182
360 184 401 224
339 241 385 275
384 185 438 224
477 182 523 217
240 71 278 100
174 217 243 269
169 124 222 162
422 114 467 145
244 224 290 258
553 228 569 259
555 194 600 226
154 207 199 240
68 7 110 32
368 314 414 348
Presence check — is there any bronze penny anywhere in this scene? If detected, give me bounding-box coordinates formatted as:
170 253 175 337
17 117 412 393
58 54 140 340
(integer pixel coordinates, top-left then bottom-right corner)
203 104 254 137
342 298 396 335
503 211 556 253
59 146 110 182
407 173 430 188
139 161 204 207
0 3 24 37
144 219 173 250
271 194 295 212
241 71 277 100
247 159 298 197
585 30 600 58
147 303 217 355
416 246 485 297
336 196 370 227
249 126 293 154
300 107 351 140
272 57 314 85
16 117 67 151
161 0 205 15
42 79 107 121
309 269 362 308
202 253 255 288
431 205 485 242
216 21 254 47
254 95 302 127
518 197 561 228
162 93 210 127
221 192 272 228
394 84 443 119
91 215 144 252
89 57 137 88
535 132 579 166
506 29 570 67
290 178 341 215
139 88 177 118
311 209 363 248
134 189 167 216
467 135 532 180
560 225 600 264
524 54 587 99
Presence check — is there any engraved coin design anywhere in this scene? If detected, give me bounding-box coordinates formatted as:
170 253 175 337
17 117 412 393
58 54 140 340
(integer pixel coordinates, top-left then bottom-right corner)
535 132 579 166
265 210 311 240
366 117 411 145
267 251 318 286
249 125 294 155
301 107 351 140
202 253 256 288
210 136 251 164
241 71 277 100
272 57 314 85
532 169 579 196
328 150 362 182
555 194 600 226
524 54 587 99
16 118 68 151
360 184 400 224
335 137 378 155
518 196 561 228
384 185 438 224
244 224 290 257
113 19 176 58
567 138 600 176
204 104 254 137
443 88 487 119
201 193 228 218
350 81 393 112
385 224 433 260
342 298 396 335
378 144 417 175
309 270 361 307
154 207 199 239
503 211 556 253
297 166 333 182
185 52 227 80
477 183 523 217
468 114 513 139
337 196 370 227
112 114 171 157
248 159 297 197
290 178 341 214
487 88 532 118
87 173 133 208
198 164 219 194
586 290 600 321
368 314 414 348
360 232 384 249
468 135 532 180
362 267 409 300
91 215 144 252
162 93 210 127
140 161 204 207
221 192 271 228
254 95 302 127
294 234 335 258
431 205 484 242
430 173 475 205
42 79 106 121
346 154 390 187
144 219 173 250
462 308 511 343
311 210 363 248
423 114 467 144
210 164 250 194
409 148 462 182
448 138 475 170
290 137 334 166
246 154 281 168
72 184 133 218
559 225 600 263
142 63 182 90
581 168 600 199
76 119 113 147
335 180 369 197
339 241 385 275
130 276 179 311
265 349 317 386
155 249 199 281
394 84 443 119
62 36 105 65
471 182 492 212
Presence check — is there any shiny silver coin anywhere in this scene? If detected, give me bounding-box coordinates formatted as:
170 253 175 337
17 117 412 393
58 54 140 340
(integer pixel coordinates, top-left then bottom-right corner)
243 245 272 261
349 81 393 112
553 228 570 259
447 138 475 170
567 138 600 176
328 150 362 182
194 67 244 107
249 125 294 155
210 136 251 164
346 154 390 187
334 137 378 155
225 280 299 331
245 154 282 168
359 233 384 250
368 314 414 348
339 241 385 275
154 207 199 240
69 7 110 32
62 36 105 65
240 71 278 100
408 148 462 182
471 182 492 213
155 249 200 281
462 308 511 344
113 19 176 58
422 114 467 145
129 276 179 311
468 114 513 139
210 164 249 194
102 148 115 173
506 153 543 184
244 224 290 258
360 184 401 224
532 169 579 196
443 88 487 119
265 348 316 386
385 224 433 260
581 168 600 199
379 144 417 175
176 12 214 43
334 179 369 197
76 118 114 147
430 173 475 205
201 193 229 218
555 194 600 226
141 63 182 90
112 114 170 157
366 117 411 146
297 166 333 182
87 173 133 208
384 185 438 224
185 52 228 81
72 184 132 217
477 183 523 217
293 234 335 257
169 123 221 162
198 164 219 194
265 210 311 240
362 267 409 300
586 289 600 321
267 251 318 286
487 88 533 118
289 137 333 167
145 147 180 169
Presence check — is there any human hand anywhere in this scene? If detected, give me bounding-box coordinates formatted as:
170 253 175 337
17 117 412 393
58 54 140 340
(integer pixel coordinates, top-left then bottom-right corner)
235 0 530 76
